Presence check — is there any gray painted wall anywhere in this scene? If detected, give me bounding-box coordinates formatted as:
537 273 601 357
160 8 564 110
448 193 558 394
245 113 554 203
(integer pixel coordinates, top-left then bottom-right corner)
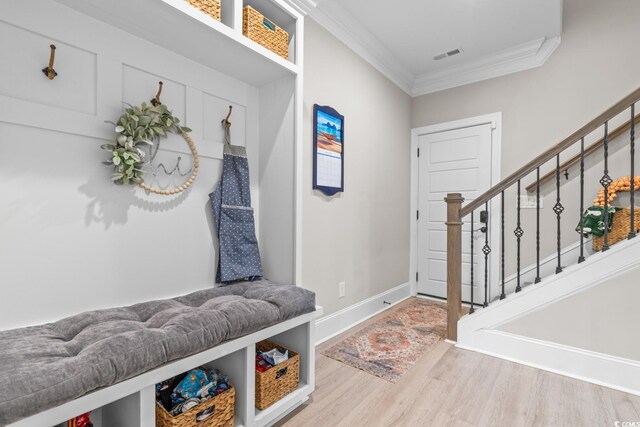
411 0 640 277
302 19 412 316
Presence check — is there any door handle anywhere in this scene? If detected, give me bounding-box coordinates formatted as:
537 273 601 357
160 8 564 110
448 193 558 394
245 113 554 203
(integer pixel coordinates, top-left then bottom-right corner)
479 209 488 233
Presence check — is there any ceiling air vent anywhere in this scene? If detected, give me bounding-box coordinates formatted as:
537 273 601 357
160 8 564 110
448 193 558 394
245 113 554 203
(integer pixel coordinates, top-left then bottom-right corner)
434 47 463 61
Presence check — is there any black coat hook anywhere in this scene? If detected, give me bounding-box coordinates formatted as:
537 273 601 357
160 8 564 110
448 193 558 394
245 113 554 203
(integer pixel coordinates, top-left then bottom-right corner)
42 44 58 80
151 81 163 106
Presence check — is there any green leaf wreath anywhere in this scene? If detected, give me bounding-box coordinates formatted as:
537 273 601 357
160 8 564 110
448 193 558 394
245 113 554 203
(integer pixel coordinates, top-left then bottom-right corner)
101 102 191 185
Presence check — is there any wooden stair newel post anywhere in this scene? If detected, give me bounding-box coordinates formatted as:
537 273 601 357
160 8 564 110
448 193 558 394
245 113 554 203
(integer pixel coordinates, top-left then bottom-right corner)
445 193 464 341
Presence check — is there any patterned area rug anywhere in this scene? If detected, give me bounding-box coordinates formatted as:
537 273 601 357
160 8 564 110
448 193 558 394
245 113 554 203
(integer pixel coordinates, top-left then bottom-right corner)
322 298 447 383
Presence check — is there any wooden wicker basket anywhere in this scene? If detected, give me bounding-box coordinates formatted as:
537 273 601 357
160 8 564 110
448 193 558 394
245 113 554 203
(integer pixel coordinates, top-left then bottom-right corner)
243 6 289 60
255 340 299 410
186 0 221 21
156 387 235 427
592 208 640 251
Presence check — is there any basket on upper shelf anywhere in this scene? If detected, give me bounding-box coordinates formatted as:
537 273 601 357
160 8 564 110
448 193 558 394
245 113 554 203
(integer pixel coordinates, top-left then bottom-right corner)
186 0 221 21
243 5 289 60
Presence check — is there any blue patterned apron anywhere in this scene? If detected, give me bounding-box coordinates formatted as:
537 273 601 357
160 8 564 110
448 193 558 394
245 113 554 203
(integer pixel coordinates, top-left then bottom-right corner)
209 128 263 283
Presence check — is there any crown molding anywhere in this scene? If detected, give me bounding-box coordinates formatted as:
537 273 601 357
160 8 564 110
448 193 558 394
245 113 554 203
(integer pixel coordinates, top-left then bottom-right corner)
282 0 319 15
303 1 561 98
308 2 415 95
412 36 562 97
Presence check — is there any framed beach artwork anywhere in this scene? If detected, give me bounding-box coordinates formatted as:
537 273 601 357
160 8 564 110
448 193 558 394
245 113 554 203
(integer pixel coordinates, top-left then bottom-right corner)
313 104 344 196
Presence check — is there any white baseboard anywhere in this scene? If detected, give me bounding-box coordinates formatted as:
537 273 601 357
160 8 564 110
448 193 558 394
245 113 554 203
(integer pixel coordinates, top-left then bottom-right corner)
457 330 640 396
315 282 411 345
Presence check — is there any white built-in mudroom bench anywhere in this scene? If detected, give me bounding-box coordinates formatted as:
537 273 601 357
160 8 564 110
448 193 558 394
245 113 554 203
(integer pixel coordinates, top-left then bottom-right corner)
13 306 321 427
0 0 312 425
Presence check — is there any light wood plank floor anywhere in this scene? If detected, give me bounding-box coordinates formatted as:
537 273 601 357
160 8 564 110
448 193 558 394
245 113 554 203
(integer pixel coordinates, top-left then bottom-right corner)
277 298 640 427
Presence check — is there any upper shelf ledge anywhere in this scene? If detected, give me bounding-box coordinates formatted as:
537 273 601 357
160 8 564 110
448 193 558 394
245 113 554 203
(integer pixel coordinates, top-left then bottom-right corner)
55 0 300 87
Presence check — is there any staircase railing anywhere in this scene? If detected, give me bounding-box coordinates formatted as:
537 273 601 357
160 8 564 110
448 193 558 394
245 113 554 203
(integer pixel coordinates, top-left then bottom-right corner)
445 87 640 341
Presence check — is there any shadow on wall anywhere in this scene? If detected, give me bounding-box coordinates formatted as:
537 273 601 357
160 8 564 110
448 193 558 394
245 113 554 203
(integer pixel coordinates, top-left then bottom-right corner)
313 190 342 201
204 195 220 281
79 169 193 230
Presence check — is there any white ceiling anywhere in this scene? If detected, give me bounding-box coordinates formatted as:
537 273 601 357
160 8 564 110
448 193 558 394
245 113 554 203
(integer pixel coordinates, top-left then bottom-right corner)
297 0 564 96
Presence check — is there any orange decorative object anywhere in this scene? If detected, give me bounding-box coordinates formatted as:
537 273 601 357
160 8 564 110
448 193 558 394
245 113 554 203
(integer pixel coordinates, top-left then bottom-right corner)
593 176 640 206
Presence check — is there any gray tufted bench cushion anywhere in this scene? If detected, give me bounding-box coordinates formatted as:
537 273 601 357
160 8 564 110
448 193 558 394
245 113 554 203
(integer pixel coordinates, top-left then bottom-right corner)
0 281 315 425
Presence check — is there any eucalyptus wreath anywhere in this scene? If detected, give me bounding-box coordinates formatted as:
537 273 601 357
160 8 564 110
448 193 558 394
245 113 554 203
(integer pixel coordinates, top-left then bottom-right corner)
101 102 191 185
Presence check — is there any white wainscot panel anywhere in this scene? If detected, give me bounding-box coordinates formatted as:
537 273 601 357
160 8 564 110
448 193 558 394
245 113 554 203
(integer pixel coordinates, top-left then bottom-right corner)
0 20 97 115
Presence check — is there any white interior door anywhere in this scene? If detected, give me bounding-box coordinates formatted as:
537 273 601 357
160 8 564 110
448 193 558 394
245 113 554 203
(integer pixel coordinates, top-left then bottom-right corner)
417 124 493 304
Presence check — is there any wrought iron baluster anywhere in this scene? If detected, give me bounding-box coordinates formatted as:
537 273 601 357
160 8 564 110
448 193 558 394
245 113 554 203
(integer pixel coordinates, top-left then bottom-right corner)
515 180 523 292
482 201 490 307
579 137 586 263
500 191 506 300
535 166 541 283
554 154 564 273
601 121 612 251
630 104 637 240
470 211 475 314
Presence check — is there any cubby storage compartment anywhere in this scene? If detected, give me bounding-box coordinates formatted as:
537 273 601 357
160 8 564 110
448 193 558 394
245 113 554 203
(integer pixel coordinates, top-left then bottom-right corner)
242 6 289 60
254 323 315 426
255 340 300 410
243 0 297 63
53 391 146 427
185 0 221 22
155 368 235 427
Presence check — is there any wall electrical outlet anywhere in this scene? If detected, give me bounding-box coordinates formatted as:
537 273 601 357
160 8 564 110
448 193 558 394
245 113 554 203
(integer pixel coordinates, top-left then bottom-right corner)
519 194 543 209
338 281 346 298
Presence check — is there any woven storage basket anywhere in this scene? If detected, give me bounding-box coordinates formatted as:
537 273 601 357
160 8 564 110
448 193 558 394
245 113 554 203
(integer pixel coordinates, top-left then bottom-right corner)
156 387 235 427
243 6 289 59
186 0 221 21
592 208 640 251
255 340 300 410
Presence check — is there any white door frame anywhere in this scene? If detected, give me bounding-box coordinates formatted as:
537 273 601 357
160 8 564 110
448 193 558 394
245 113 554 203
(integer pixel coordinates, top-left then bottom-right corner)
410 113 502 302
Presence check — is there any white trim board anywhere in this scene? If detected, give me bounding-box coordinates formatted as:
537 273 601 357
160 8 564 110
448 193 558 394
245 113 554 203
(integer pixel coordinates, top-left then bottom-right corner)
457 330 640 396
410 113 502 302
315 282 411 345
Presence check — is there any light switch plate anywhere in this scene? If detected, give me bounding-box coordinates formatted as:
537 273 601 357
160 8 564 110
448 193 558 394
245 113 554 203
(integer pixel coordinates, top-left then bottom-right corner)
519 194 543 209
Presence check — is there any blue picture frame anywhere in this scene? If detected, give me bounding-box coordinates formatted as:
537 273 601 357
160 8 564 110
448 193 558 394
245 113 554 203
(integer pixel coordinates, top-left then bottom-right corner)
313 104 344 196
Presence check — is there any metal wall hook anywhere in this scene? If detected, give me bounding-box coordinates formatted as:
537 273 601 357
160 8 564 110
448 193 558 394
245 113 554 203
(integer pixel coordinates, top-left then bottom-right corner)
42 44 58 80
222 105 232 129
151 81 163 106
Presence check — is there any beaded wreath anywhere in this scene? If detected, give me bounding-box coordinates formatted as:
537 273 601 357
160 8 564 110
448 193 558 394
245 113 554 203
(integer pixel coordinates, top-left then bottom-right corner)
101 101 199 195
